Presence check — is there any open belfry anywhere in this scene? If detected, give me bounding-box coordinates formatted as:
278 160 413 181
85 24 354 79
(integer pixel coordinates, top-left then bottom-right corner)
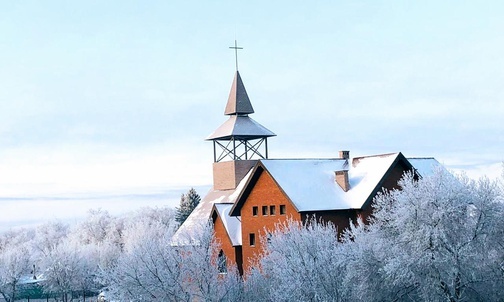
173 42 443 275
207 69 275 191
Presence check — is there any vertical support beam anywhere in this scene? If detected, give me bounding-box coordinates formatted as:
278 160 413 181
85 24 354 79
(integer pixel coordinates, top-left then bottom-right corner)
233 138 236 160
212 140 217 163
245 139 248 160
265 138 269 159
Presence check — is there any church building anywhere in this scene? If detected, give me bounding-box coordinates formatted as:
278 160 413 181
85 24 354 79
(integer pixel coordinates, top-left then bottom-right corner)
173 65 442 275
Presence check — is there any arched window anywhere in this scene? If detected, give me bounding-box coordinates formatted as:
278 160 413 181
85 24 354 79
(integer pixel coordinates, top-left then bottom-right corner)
218 250 227 274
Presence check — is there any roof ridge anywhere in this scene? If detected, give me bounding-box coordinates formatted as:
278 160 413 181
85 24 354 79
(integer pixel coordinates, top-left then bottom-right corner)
353 152 399 160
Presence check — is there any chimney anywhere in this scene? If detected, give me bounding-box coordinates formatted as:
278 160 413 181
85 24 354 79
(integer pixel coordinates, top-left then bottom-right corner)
335 170 350 192
339 150 350 160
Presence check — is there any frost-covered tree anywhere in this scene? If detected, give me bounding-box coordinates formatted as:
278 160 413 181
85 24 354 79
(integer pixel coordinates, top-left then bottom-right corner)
104 219 187 301
0 229 33 302
178 223 243 302
73 209 118 245
71 243 102 301
0 246 32 302
68 209 124 276
41 239 101 302
341 169 504 301
243 218 345 302
102 221 242 302
32 220 69 259
175 188 201 226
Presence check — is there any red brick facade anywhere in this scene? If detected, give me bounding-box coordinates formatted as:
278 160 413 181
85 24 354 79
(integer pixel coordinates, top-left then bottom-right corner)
239 168 301 273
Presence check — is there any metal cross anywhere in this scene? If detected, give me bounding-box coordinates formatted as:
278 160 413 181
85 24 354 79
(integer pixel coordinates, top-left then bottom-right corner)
229 40 243 71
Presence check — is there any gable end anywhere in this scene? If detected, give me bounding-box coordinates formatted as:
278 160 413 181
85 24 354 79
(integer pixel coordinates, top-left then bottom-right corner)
229 161 299 216
360 152 414 211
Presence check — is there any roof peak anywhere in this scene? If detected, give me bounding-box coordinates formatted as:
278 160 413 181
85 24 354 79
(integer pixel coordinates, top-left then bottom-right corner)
224 71 255 115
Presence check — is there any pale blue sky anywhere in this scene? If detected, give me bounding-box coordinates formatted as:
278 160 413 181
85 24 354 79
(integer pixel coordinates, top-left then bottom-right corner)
0 1 503 229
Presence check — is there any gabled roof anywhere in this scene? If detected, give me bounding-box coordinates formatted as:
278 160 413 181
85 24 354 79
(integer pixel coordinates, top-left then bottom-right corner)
230 153 419 215
206 115 276 140
212 204 242 246
172 168 253 245
224 71 254 115
174 152 445 245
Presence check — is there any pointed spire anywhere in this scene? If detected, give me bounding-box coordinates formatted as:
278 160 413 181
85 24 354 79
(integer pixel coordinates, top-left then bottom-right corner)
224 71 255 115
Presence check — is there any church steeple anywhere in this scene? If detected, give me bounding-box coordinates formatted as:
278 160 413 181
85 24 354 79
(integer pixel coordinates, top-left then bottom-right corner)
207 71 275 161
207 42 275 190
224 71 254 115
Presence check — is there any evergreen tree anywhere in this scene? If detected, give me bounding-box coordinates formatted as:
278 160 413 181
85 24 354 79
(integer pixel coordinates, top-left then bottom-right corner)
175 188 201 226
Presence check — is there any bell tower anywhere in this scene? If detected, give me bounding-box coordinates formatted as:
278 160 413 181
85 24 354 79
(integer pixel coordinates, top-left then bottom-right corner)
206 42 275 190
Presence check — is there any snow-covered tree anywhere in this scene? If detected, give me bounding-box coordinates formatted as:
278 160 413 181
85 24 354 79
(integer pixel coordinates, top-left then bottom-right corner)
103 219 186 301
341 169 504 301
175 188 201 226
72 209 118 245
41 239 101 302
243 218 345 302
68 209 124 276
32 220 69 259
102 220 242 302
0 246 32 302
0 230 33 302
73 243 101 301
178 223 243 302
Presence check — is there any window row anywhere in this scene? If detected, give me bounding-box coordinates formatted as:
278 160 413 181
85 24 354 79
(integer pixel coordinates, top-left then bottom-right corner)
252 204 286 216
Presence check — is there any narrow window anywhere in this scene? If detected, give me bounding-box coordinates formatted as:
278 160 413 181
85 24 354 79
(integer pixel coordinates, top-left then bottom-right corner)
249 233 256 246
252 206 258 216
262 206 268 216
218 250 227 274
280 205 286 215
270 205 276 215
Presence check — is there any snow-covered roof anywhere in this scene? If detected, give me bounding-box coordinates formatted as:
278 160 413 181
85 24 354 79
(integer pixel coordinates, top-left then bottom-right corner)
174 153 444 246
172 168 253 245
214 204 242 246
258 153 401 212
19 274 44 285
206 115 276 140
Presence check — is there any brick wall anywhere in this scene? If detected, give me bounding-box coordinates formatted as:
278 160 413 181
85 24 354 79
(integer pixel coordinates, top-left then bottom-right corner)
239 169 301 273
213 160 256 190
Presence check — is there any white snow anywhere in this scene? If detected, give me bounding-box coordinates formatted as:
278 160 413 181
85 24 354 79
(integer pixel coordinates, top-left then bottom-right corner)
261 153 400 211
214 204 242 246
